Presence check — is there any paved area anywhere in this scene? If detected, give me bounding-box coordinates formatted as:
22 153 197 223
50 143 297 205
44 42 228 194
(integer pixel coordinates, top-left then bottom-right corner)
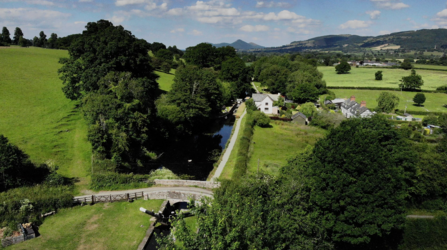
212 109 247 180
74 186 213 199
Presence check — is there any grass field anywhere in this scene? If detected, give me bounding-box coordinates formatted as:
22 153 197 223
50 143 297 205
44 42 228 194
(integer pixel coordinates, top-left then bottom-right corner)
0 48 92 186
155 69 176 92
9 199 163 250
247 121 326 176
318 66 447 91
330 89 447 113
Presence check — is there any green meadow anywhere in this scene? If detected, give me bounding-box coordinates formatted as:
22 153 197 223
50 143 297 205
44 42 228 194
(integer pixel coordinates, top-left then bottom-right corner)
9 199 163 250
247 121 326 176
154 69 176 92
414 64 447 71
318 66 447 91
0 48 91 184
331 89 447 113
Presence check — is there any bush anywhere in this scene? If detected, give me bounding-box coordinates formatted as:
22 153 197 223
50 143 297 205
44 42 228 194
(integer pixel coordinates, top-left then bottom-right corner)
0 185 73 227
252 111 270 127
423 114 439 126
245 99 257 113
375 70 383 80
413 93 426 106
437 85 447 93
232 115 255 179
90 172 152 191
311 112 345 130
401 216 447 250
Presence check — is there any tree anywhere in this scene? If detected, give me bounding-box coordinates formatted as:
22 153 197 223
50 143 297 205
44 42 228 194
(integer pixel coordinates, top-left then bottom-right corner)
376 92 399 113
39 31 47 47
399 69 424 90
165 175 332 249
220 57 252 98
375 70 383 80
13 27 23 45
289 82 319 103
33 36 39 47
401 58 413 70
1 27 11 45
18 36 26 47
213 46 236 70
299 116 416 246
413 93 426 106
300 102 317 118
155 48 173 61
252 111 270 127
335 60 351 74
286 64 327 103
151 42 166 53
259 65 290 94
422 114 438 126
47 33 58 48
183 43 216 68
163 65 224 133
160 61 171 74
58 19 158 100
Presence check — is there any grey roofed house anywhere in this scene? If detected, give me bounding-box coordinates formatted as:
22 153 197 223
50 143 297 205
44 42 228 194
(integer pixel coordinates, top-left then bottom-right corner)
291 112 308 125
252 93 280 102
341 96 374 118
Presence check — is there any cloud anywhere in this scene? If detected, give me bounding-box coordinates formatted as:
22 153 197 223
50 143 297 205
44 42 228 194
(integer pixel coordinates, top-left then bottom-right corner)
109 15 125 24
339 20 372 29
434 9 447 27
407 17 439 29
287 27 311 34
190 29 203 36
370 0 409 10
255 1 292 8
0 8 71 23
115 0 146 6
366 10 381 19
170 28 185 33
240 25 270 32
79 0 93 2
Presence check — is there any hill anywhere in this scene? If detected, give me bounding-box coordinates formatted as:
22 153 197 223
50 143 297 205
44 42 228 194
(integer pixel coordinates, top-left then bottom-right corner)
254 29 447 53
213 39 265 50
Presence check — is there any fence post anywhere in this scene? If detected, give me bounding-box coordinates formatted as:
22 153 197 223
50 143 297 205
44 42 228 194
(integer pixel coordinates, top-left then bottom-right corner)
91 195 94 204
126 193 129 200
110 194 112 202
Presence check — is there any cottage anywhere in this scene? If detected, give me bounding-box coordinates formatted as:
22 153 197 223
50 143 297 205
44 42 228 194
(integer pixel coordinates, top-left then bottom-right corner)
341 96 374 118
325 98 345 110
291 112 308 125
252 93 281 115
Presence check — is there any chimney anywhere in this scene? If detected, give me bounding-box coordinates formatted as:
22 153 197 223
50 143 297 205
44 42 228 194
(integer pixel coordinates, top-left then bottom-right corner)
350 95 356 102
361 101 366 107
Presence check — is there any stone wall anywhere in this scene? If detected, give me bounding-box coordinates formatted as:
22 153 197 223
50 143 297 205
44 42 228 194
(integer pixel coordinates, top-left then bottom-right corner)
145 190 212 201
154 179 220 189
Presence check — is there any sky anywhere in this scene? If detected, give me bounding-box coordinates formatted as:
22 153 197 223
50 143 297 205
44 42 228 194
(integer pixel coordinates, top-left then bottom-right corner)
1 0 447 49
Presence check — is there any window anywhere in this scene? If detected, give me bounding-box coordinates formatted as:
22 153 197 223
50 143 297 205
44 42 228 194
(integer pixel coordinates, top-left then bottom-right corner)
265 107 269 111
265 102 268 105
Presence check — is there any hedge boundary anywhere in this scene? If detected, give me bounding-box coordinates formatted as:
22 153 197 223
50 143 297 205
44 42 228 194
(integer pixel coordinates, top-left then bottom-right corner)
327 86 440 93
90 172 152 191
231 114 255 179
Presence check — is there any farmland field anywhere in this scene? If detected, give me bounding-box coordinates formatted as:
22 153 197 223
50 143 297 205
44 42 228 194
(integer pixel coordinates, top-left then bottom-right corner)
330 89 447 113
414 64 447 71
247 121 326 176
319 66 447 91
9 199 163 250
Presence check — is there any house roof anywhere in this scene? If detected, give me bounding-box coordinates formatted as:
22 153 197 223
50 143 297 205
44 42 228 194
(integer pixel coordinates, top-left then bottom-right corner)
332 98 345 104
342 99 371 116
252 93 279 102
292 112 307 120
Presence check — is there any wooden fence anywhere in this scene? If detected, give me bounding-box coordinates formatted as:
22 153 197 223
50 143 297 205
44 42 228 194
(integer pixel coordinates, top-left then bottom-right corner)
73 191 144 204
270 117 292 121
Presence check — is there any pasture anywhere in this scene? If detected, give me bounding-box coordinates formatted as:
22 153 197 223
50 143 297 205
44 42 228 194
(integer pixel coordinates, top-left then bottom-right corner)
0 48 91 183
247 121 326 176
9 199 163 250
330 89 447 113
318 66 447 91
155 69 176 92
414 64 447 71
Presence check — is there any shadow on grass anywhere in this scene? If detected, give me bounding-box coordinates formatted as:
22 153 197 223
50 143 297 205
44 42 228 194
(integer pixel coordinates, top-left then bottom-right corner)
412 104 425 107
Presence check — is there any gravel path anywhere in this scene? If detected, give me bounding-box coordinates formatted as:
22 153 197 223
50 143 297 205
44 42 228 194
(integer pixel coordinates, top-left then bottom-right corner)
211 109 247 180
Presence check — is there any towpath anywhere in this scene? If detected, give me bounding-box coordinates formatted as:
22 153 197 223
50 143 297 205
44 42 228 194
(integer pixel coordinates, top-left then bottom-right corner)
211 109 247 180
251 82 260 93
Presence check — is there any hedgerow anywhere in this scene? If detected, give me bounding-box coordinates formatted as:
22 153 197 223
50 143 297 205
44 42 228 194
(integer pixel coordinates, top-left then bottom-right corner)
232 114 255 179
89 172 152 191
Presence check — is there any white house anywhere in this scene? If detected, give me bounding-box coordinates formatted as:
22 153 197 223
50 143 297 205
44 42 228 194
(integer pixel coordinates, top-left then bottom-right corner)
341 96 374 118
252 93 280 115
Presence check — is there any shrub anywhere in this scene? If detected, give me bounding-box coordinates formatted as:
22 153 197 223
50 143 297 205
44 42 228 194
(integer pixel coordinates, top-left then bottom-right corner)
311 112 345 130
423 114 439 126
90 172 152 191
245 99 257 113
375 70 383 80
436 85 447 93
413 93 426 106
252 111 270 127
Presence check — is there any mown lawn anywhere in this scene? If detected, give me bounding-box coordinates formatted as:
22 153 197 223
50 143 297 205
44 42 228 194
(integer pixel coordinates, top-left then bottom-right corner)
318 66 447 90
330 89 447 113
0 47 92 185
9 199 163 250
155 69 176 92
247 121 326 176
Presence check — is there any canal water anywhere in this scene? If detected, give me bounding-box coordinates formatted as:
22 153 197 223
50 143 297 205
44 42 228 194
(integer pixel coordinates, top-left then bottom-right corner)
155 115 236 180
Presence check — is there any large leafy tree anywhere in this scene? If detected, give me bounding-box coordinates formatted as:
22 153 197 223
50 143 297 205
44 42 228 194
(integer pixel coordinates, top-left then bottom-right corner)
259 65 290 94
183 43 216 68
47 33 58 48
376 92 400 113
166 175 332 249
286 65 325 103
155 48 174 62
58 20 158 100
1 27 11 45
413 93 426 106
335 60 351 74
213 46 237 70
39 31 47 47
399 69 424 90
13 27 23 45
163 65 224 133
220 57 252 98
299 116 416 246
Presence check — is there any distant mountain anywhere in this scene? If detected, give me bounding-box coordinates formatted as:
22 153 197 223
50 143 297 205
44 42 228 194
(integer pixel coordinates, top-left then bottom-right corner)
212 39 265 50
252 29 447 53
